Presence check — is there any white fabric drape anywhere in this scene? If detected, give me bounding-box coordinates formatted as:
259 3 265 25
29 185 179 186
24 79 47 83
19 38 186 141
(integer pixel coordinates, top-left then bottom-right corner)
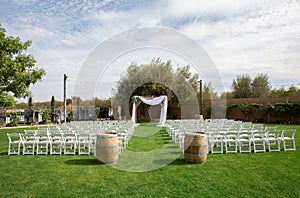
131 95 168 126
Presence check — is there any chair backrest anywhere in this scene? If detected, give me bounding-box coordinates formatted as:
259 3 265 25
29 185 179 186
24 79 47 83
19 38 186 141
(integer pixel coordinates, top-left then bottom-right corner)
48 132 63 141
64 133 77 141
265 127 280 139
37 128 49 133
252 124 264 131
20 133 36 142
35 130 49 142
242 122 252 129
7 133 21 143
265 127 277 133
77 134 91 141
238 131 252 139
281 129 296 139
225 131 238 140
209 131 224 141
24 130 37 135
252 130 265 139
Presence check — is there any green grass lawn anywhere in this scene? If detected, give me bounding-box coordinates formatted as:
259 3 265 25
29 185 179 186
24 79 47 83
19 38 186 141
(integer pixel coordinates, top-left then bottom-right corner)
0 123 299 197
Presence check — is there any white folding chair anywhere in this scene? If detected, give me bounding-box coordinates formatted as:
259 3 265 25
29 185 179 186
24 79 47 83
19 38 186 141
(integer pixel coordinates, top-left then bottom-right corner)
281 129 296 151
238 130 252 153
118 132 127 154
77 134 91 155
179 132 186 153
20 133 36 155
64 133 77 155
24 130 37 139
7 133 22 155
49 132 64 155
265 128 280 152
36 131 49 155
172 129 180 144
90 134 97 156
118 139 124 154
252 130 266 153
224 131 238 154
209 131 224 154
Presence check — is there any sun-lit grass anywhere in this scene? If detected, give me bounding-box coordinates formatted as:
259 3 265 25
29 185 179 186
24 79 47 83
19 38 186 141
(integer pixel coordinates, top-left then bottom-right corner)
127 122 172 152
0 123 299 197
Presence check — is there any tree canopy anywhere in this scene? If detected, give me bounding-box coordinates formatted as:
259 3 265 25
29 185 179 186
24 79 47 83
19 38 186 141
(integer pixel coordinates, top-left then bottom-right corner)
270 85 300 97
232 73 271 98
0 24 46 107
251 73 271 97
232 74 252 98
114 58 199 106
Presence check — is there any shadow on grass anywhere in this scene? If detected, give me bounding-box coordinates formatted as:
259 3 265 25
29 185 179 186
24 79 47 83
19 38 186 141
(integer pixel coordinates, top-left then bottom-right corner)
160 137 172 141
154 157 207 166
65 159 99 166
0 152 8 155
152 157 188 166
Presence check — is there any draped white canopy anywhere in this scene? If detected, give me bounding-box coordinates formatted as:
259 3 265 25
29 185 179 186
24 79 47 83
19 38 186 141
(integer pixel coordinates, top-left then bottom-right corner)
131 95 168 126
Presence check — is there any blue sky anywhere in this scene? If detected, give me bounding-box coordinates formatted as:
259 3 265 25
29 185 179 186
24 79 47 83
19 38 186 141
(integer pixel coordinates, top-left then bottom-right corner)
1 0 299 102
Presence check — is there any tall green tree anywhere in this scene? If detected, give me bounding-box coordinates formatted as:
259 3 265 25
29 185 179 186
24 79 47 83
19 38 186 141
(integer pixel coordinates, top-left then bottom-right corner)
28 96 33 108
286 85 300 96
0 24 46 107
50 96 55 112
270 85 300 97
232 73 271 98
203 82 219 99
232 74 252 98
251 73 271 97
50 96 55 122
115 58 199 107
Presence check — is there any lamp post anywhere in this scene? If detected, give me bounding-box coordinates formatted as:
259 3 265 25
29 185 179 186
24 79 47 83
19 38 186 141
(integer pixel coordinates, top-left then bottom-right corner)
199 79 203 117
63 74 68 123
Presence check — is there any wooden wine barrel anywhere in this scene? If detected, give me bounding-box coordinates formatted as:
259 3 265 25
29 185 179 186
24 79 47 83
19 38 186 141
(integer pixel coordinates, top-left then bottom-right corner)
96 132 119 164
184 132 207 164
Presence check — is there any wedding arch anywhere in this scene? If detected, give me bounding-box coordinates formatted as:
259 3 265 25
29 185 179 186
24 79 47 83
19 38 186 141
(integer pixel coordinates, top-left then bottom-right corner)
131 95 168 126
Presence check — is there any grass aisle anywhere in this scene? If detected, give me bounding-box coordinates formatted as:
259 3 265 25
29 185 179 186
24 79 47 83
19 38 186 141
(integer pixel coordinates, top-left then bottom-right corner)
0 123 299 197
112 122 182 172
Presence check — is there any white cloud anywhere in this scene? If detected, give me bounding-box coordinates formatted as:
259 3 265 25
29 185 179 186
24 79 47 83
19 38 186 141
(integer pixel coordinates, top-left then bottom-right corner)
165 0 269 19
1 0 299 101
178 0 300 89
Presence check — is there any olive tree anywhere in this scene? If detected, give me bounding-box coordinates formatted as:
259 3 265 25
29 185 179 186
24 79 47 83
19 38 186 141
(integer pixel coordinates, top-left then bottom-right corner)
232 73 271 98
114 58 199 107
251 73 271 98
232 74 252 98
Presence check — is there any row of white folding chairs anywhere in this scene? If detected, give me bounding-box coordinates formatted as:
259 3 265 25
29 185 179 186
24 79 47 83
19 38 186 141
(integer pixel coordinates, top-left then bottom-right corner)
66 121 134 136
177 129 296 154
166 120 265 145
166 119 253 135
52 120 134 143
166 120 296 153
37 126 133 154
68 120 135 130
54 121 132 131
7 130 124 155
70 123 134 152
60 121 135 153
7 131 93 155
